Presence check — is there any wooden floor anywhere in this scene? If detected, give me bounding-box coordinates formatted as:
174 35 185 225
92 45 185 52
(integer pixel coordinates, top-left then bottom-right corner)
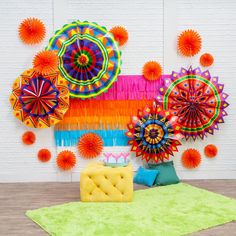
0 180 236 236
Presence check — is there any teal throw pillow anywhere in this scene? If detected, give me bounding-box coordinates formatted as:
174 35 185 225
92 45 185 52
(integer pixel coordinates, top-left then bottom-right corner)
147 161 180 186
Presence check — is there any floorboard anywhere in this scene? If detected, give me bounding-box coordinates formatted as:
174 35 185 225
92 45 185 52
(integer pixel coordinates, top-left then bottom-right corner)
0 180 235 235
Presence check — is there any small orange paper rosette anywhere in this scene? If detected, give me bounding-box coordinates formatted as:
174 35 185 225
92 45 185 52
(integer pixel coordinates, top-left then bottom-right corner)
178 29 202 57
182 148 201 169
204 144 218 158
22 131 36 145
56 150 76 170
33 50 59 75
200 53 214 67
38 149 51 162
142 61 162 81
78 133 103 159
110 26 128 46
18 17 46 45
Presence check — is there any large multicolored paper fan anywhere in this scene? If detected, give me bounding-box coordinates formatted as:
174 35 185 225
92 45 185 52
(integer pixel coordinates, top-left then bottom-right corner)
9 69 70 128
46 20 121 99
126 105 182 163
156 67 229 140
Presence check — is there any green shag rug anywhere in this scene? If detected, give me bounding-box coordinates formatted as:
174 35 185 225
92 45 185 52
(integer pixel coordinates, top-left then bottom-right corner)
26 183 236 236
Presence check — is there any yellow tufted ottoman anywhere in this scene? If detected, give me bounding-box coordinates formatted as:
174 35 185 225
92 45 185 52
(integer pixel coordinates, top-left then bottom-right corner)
80 162 133 202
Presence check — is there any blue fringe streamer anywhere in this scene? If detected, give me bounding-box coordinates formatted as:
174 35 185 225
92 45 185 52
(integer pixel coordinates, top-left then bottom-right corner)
54 130 128 147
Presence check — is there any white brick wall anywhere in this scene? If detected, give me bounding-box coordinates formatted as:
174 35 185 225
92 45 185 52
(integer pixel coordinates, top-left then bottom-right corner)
0 0 235 182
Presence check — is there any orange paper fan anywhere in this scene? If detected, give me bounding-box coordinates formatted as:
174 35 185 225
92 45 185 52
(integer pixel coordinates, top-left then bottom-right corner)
33 50 59 75
38 149 51 162
182 148 201 169
57 150 76 170
142 61 162 81
200 53 214 67
22 131 36 145
204 144 218 158
18 17 46 45
178 29 202 57
78 133 103 159
110 26 128 46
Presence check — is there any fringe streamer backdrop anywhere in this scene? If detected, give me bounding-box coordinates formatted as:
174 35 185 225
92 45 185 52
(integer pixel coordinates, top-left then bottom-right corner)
54 75 169 147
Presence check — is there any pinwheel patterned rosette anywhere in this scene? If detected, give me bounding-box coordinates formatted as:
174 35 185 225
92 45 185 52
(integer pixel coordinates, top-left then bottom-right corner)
126 105 182 163
155 67 229 140
9 69 70 128
46 20 121 99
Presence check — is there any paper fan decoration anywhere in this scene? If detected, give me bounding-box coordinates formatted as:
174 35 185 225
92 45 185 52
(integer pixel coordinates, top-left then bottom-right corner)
126 105 182 163
200 53 214 67
56 150 76 170
142 61 162 81
38 149 51 162
9 69 70 128
78 133 103 159
182 149 201 169
33 50 59 75
109 26 128 46
22 131 36 145
18 17 46 45
46 20 121 99
204 144 218 158
156 67 229 140
178 29 201 57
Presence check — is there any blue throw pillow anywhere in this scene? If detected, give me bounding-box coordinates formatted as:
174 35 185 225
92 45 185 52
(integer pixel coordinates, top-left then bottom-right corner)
133 167 159 187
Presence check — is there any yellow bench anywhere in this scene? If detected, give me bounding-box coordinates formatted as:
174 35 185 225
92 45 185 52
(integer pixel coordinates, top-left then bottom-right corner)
80 162 133 202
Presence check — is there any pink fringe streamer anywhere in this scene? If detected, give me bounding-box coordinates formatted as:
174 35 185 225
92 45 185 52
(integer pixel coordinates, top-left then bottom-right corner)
92 75 169 100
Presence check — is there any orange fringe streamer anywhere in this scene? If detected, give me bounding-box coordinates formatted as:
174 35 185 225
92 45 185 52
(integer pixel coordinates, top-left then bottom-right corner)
55 99 152 130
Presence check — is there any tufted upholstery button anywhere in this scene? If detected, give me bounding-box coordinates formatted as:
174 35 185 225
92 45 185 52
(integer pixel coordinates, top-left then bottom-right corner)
80 163 133 202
